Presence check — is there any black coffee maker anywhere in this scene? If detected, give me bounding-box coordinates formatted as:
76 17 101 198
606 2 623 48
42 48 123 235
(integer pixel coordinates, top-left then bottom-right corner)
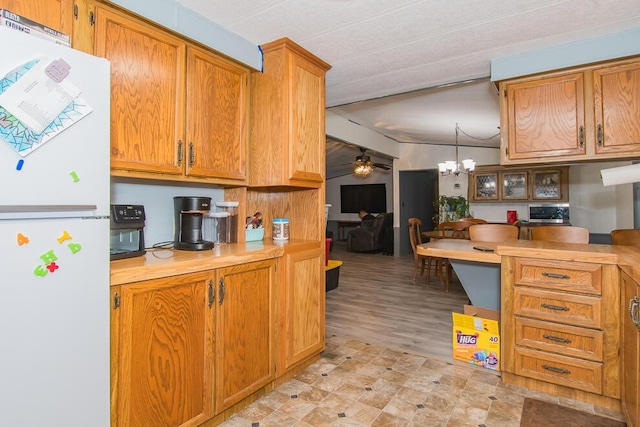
173 196 214 250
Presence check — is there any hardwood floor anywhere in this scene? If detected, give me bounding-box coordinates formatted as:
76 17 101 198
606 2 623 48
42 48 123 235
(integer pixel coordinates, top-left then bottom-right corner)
326 241 470 361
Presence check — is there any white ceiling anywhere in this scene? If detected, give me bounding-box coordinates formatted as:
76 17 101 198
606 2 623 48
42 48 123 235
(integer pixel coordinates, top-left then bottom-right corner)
176 0 640 173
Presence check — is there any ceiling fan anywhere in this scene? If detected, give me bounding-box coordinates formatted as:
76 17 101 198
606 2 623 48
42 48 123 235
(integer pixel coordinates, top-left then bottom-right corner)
351 147 391 177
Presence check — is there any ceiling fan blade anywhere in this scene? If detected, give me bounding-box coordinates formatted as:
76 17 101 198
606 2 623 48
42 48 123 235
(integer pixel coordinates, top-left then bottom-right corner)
372 163 391 170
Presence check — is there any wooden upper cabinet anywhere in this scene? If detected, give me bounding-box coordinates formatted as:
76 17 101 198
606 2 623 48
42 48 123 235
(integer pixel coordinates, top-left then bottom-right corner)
500 56 640 165
502 72 586 163
85 3 249 184
111 272 215 427
94 6 185 175
593 59 640 155
1 0 72 36
249 38 331 188
185 46 248 181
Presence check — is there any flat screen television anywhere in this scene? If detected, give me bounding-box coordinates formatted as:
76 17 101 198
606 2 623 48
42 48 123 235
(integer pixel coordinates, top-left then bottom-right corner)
340 184 387 214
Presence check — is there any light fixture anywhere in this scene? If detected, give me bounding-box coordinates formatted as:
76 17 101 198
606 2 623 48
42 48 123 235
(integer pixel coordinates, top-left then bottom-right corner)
438 123 476 176
353 159 373 177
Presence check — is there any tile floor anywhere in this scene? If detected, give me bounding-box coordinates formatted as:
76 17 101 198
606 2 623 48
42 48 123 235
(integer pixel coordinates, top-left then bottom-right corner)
219 335 625 427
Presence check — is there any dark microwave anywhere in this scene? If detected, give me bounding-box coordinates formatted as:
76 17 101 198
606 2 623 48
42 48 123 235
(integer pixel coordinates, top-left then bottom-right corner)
528 203 570 224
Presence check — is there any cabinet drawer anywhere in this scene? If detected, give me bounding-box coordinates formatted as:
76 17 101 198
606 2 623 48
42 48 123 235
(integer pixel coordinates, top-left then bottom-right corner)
514 288 602 328
515 317 604 361
515 258 602 295
514 347 602 394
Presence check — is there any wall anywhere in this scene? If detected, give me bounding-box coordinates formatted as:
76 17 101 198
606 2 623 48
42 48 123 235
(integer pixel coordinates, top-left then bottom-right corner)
394 143 500 227
111 178 224 247
569 162 634 233
325 170 393 223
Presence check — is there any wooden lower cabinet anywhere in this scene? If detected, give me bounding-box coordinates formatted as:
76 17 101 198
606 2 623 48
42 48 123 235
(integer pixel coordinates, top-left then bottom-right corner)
214 260 276 412
110 272 215 427
622 271 640 427
501 255 620 407
111 260 277 427
277 247 325 375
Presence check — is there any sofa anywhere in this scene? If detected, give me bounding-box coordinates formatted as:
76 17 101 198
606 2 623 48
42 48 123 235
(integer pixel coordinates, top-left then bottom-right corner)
347 213 393 253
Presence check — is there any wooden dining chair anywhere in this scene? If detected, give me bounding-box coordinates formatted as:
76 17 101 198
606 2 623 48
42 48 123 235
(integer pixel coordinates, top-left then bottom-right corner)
611 229 640 246
468 224 519 242
460 218 488 225
409 218 445 286
531 225 590 244
408 218 427 282
437 220 472 239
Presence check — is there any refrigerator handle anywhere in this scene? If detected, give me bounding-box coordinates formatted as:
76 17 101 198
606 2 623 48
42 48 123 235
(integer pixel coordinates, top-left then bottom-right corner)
0 205 101 220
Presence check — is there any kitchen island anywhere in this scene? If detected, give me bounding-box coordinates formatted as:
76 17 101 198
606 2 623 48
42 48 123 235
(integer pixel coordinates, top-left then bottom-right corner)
420 238 640 414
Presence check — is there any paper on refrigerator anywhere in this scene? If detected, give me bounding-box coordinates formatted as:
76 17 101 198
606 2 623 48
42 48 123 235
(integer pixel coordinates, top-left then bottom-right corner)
0 56 81 133
0 56 92 156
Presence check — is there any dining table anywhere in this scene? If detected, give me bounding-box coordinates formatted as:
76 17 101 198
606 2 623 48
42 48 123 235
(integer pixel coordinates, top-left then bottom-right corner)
416 239 502 310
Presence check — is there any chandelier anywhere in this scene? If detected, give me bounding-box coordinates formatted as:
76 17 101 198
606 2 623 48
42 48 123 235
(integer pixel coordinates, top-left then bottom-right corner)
353 158 373 177
438 123 476 176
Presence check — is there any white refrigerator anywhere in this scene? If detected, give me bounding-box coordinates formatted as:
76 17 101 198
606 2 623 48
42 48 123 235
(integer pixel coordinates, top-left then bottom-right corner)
0 27 110 426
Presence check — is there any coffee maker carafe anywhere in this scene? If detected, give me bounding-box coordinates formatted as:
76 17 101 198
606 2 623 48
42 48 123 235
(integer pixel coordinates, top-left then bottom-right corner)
173 196 214 250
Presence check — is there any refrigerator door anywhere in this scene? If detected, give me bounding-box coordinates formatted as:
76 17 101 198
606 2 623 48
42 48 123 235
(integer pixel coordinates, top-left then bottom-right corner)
0 217 109 426
0 26 110 427
0 26 110 215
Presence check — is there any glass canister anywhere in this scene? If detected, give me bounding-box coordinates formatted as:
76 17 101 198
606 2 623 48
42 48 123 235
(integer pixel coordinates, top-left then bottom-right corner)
272 218 289 241
215 201 239 243
204 211 229 245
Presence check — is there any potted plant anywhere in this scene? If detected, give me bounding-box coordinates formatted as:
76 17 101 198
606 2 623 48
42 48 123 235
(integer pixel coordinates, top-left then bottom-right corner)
433 195 470 224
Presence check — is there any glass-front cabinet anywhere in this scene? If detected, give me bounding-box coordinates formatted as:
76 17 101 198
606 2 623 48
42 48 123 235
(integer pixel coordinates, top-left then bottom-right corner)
472 172 498 201
501 171 528 200
469 166 568 202
530 169 566 200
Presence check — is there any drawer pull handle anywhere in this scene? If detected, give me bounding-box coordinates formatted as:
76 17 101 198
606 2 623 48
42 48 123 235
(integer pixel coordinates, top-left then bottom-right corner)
542 334 572 344
541 303 570 311
542 365 571 375
541 272 570 280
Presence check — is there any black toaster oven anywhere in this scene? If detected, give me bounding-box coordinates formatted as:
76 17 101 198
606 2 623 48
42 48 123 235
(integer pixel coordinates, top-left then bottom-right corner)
110 204 146 260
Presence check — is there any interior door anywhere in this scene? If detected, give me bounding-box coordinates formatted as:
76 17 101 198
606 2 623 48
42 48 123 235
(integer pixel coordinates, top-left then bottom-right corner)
399 170 438 256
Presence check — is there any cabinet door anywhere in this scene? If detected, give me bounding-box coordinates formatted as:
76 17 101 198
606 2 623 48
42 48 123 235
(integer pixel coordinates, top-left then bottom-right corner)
530 169 567 201
112 273 215 427
287 52 326 183
593 60 640 156
215 260 275 412
1 0 72 35
94 6 185 175
277 248 325 374
504 73 586 161
622 272 640 427
471 172 498 201
501 171 528 200
185 47 248 182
